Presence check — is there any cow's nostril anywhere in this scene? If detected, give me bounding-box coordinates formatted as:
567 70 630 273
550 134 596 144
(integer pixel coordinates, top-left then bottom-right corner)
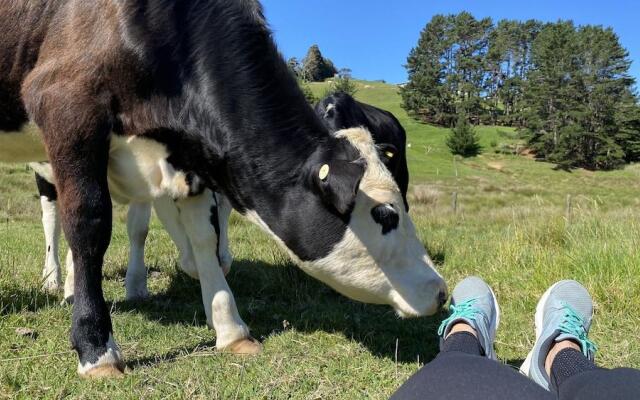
438 290 448 308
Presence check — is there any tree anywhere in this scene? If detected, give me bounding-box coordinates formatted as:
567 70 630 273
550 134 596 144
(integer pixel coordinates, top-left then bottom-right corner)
301 45 337 82
297 78 317 105
404 12 639 169
401 15 454 125
522 22 637 169
287 57 301 77
402 13 493 126
324 74 358 97
447 112 482 157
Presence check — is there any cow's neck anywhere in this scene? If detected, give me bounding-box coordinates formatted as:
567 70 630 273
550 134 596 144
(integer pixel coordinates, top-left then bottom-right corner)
171 3 336 210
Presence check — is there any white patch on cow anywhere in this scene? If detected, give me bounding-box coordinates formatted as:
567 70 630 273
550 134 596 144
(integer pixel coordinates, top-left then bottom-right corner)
40 196 62 291
324 103 335 118
245 127 446 317
77 334 122 375
124 203 151 300
63 248 74 303
29 162 55 184
107 135 192 204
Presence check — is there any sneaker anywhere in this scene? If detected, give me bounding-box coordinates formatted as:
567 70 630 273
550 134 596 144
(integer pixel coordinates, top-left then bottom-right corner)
520 280 598 391
437 276 500 360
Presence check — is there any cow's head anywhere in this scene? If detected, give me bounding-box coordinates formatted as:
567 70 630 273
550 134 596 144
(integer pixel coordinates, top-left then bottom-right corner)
247 127 446 317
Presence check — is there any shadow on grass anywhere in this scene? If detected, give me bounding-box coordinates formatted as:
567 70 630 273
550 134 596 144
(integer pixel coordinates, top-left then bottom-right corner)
115 258 446 364
0 285 60 315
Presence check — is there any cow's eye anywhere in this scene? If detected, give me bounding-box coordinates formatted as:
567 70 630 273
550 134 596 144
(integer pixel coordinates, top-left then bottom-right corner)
371 203 399 235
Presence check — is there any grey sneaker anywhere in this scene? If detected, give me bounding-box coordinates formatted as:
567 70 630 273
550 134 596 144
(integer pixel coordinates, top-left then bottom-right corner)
437 276 500 360
520 280 598 391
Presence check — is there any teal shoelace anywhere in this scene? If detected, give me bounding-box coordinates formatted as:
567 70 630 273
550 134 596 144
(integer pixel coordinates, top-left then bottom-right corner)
558 302 598 358
438 298 479 337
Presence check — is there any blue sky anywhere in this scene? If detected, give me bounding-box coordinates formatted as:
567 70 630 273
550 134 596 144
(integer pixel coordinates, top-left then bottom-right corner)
261 0 639 85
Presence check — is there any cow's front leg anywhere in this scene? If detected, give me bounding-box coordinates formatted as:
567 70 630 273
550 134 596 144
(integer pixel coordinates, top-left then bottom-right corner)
176 190 261 354
124 202 151 300
26 92 123 377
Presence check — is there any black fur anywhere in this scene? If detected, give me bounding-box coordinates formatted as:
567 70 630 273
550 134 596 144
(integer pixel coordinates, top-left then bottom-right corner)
209 203 222 267
34 171 57 201
315 92 410 211
371 204 399 235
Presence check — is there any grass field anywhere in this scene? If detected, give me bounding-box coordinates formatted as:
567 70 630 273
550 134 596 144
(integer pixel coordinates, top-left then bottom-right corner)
1 80 639 399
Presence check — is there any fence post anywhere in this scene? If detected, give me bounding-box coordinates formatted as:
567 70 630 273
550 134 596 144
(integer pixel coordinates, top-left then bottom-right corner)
452 192 458 214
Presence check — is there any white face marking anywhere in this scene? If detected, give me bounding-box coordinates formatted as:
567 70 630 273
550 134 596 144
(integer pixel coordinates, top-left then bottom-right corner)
324 103 335 117
77 334 122 375
245 128 446 317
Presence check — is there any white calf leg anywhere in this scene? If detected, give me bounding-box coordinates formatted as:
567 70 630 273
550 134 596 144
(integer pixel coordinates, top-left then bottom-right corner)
153 196 199 279
40 196 62 291
176 190 259 353
63 248 74 303
124 202 152 300
216 193 233 276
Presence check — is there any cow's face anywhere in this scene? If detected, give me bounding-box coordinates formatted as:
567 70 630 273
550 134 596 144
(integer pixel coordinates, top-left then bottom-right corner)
299 128 447 317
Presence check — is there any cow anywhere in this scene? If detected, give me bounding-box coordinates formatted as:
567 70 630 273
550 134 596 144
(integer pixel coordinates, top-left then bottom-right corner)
0 0 447 377
315 93 410 211
30 163 233 301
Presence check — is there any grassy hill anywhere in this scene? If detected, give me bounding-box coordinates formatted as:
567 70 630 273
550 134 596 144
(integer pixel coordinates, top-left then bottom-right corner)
1 81 639 398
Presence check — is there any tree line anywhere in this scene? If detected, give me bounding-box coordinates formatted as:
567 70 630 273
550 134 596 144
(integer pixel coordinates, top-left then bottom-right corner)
402 12 640 170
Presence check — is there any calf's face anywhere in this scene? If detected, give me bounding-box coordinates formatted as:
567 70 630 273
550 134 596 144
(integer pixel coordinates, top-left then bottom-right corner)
299 128 447 317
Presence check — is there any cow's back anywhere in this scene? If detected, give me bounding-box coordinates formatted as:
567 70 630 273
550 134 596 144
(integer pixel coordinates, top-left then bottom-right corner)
0 0 66 131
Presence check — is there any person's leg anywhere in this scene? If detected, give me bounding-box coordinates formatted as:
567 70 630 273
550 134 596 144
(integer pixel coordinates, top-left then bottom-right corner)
521 280 640 400
550 347 640 400
391 277 551 400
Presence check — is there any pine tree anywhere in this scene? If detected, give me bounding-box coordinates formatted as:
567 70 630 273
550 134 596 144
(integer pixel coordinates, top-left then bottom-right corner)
302 45 337 82
401 15 453 125
522 22 637 169
447 112 482 157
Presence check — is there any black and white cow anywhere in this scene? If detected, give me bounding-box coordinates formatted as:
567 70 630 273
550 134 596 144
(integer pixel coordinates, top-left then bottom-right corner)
0 0 447 377
31 163 233 301
315 93 411 211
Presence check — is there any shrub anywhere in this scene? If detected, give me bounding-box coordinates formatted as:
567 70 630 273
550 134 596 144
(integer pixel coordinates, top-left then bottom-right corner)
446 112 482 157
323 76 358 98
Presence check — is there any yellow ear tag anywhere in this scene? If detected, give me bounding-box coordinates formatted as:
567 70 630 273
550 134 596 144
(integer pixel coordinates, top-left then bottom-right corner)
385 151 395 158
319 164 330 181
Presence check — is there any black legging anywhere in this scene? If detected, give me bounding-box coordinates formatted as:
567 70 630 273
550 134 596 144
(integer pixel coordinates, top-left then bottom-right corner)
391 332 640 400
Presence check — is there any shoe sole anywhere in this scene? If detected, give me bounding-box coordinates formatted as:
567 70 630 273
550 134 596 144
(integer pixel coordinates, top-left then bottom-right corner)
488 284 501 360
519 281 563 375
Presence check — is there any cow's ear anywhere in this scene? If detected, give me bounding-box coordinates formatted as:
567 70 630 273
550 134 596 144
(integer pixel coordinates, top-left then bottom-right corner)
376 143 398 166
312 160 365 214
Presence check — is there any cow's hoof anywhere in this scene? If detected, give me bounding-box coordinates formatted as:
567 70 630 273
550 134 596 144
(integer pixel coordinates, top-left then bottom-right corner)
79 363 125 379
222 337 262 355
